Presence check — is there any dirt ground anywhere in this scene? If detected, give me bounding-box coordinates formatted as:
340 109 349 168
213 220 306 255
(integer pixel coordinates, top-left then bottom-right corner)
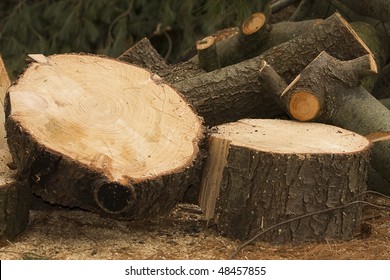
0 194 389 260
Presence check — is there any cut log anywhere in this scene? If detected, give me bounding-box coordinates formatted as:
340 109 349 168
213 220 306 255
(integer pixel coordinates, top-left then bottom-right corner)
0 55 30 240
199 119 370 242
261 12 371 83
5 54 204 219
191 12 270 68
196 36 220 72
119 38 205 84
265 51 390 194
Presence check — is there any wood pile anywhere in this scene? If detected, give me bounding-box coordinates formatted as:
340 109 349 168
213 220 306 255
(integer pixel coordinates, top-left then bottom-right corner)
1 1 390 243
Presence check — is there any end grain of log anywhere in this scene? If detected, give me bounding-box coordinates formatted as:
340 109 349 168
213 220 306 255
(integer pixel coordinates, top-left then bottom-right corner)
5 54 204 219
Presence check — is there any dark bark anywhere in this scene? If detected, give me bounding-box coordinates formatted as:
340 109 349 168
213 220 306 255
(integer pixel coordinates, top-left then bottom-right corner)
200 119 370 243
119 38 205 84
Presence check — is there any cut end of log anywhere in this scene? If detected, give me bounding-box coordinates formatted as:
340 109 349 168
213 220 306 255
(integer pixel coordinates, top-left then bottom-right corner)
241 12 266 36
196 36 216 51
8 54 203 182
200 119 370 242
289 90 320 121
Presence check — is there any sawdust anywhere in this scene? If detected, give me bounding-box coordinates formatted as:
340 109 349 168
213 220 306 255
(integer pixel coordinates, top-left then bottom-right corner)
0 196 389 260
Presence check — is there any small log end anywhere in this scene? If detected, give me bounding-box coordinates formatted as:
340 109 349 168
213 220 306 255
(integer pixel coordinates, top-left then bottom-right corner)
242 12 266 36
289 91 320 122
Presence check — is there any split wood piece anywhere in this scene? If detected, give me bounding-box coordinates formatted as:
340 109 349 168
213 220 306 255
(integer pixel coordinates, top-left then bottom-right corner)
270 51 390 191
5 54 204 219
118 37 205 84
199 119 370 243
196 36 220 72
191 12 270 68
0 55 30 240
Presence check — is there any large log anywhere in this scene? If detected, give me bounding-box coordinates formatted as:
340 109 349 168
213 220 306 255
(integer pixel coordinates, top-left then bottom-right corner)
5 54 204 219
262 51 390 194
199 119 370 242
0 55 30 239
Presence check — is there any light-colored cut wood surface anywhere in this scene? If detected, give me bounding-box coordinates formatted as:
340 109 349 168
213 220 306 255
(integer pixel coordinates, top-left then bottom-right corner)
8 54 202 182
213 119 370 154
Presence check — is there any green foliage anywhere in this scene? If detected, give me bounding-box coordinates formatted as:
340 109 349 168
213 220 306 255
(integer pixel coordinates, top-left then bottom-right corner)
0 0 270 78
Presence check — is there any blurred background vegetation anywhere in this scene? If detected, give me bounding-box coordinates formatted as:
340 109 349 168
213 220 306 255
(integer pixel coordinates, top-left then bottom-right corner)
0 0 270 78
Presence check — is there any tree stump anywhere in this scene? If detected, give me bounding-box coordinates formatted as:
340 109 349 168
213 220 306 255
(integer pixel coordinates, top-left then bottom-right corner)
0 55 30 240
5 54 204 219
199 119 370 243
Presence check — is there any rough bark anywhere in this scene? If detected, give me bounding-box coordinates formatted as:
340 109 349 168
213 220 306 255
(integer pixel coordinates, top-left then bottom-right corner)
119 38 205 84
276 52 377 122
268 51 390 193
258 12 371 83
200 119 370 243
191 12 270 68
5 54 204 219
173 58 283 127
0 55 30 240
196 36 220 72
255 18 323 55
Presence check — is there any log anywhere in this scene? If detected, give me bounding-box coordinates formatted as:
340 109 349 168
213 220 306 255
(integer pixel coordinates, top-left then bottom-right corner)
265 51 390 193
119 38 205 84
199 119 370 242
191 12 270 68
0 55 30 239
5 54 204 219
196 36 220 72
258 12 371 84
117 13 370 127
